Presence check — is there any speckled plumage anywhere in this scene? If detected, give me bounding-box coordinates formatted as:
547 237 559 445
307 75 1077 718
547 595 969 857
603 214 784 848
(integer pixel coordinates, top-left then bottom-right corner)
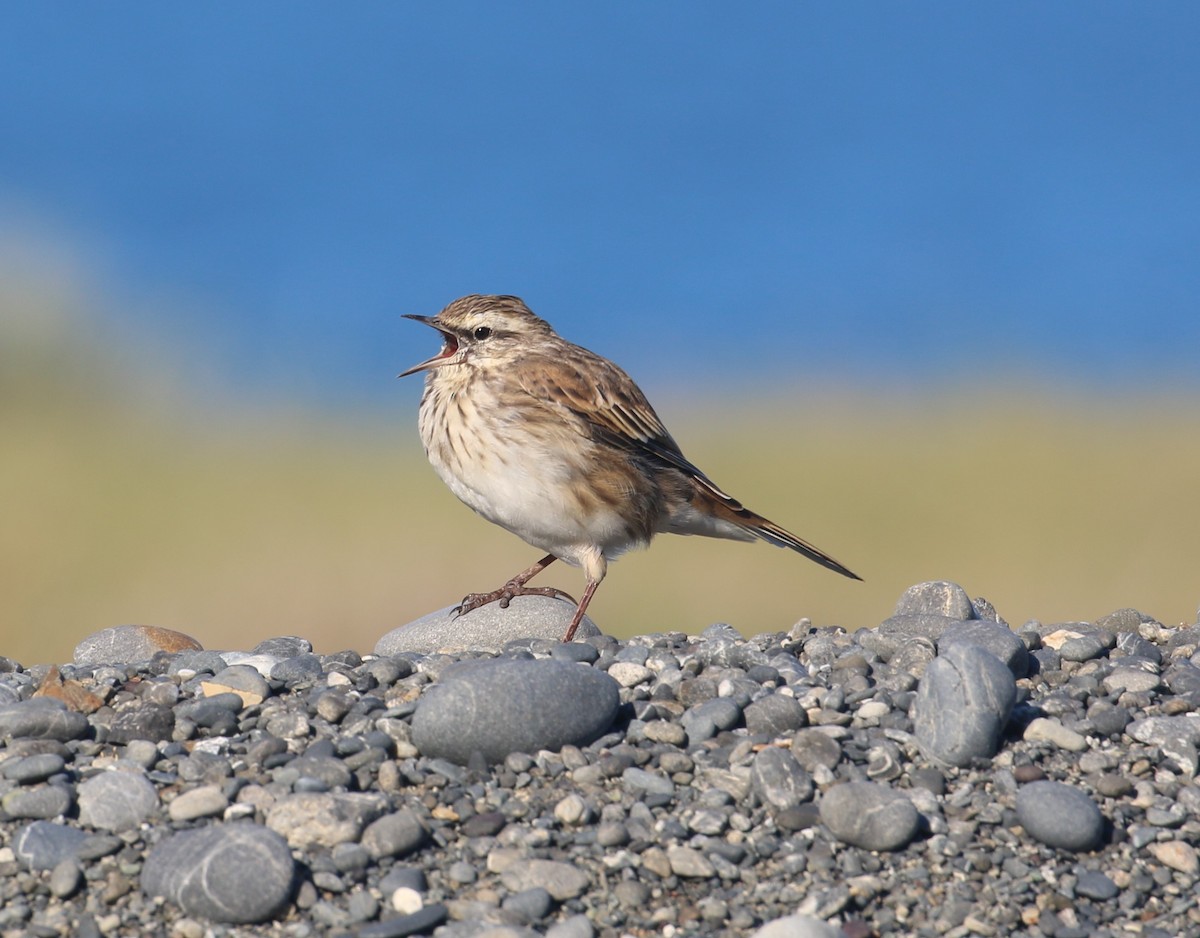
401 294 859 640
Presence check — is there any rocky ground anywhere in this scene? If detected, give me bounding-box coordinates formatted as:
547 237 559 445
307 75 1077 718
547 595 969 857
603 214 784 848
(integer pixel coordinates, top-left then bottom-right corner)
1 581 1199 938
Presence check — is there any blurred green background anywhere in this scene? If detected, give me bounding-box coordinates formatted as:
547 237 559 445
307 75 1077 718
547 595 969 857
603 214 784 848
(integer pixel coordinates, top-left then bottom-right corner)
4 271 1197 667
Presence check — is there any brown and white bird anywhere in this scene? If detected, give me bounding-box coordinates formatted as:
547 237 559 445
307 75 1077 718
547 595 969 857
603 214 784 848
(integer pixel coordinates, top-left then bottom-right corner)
400 294 859 641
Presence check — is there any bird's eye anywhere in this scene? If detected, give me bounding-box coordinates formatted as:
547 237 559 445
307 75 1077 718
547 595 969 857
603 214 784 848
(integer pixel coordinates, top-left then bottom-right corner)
473 326 492 340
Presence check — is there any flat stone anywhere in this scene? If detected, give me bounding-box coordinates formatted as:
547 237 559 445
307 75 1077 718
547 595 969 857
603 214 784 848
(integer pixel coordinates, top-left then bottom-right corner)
1102 667 1162 695
13 821 89 870
168 785 230 822
411 658 619 764
666 845 715 878
1015 781 1104 851
1023 717 1088 752
77 770 159 831
499 859 590 900
141 823 295 923
0 699 89 741
73 625 202 666
790 729 842 771
744 694 807 737
376 596 601 655
1148 840 1199 875
361 810 429 860
2 752 66 783
819 781 921 851
913 643 1016 766
201 665 272 707
1 784 73 819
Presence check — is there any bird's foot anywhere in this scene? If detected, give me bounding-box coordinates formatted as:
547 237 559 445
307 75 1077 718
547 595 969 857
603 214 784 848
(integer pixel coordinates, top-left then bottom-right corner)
454 582 577 618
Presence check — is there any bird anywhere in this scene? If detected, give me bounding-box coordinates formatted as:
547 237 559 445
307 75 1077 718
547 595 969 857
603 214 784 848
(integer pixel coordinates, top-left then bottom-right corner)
399 294 860 642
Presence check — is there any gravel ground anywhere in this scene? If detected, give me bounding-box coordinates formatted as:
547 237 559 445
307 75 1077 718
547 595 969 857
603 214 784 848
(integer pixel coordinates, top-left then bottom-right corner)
1 580 1199 938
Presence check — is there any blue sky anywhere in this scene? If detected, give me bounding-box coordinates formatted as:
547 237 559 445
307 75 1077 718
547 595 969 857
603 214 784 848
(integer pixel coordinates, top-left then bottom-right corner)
2 3 1197 405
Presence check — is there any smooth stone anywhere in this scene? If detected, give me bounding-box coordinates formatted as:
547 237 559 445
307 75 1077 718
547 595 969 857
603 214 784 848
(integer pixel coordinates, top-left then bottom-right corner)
683 697 743 733
376 596 601 655
1058 635 1107 662
607 662 654 687
0 699 89 741
499 859 589 900
1102 667 1162 695
819 781 921 851
361 810 429 859
73 624 202 666
622 767 675 797
265 792 388 848
743 694 807 737
2 752 67 783
1023 717 1088 752
1126 715 1200 746
1 784 74 819
13 821 89 870
751 915 843 938
77 770 159 831
201 665 272 706
913 642 1016 766
502 886 554 922
107 704 176 744
546 915 596 938
167 785 230 821
938 620 1029 678
1015 781 1105 851
894 581 976 620
1074 870 1119 900
48 858 83 898
141 823 295 923
751 747 813 811
790 729 842 771
666 845 715 878
270 654 325 684
411 658 619 764
1147 841 1199 875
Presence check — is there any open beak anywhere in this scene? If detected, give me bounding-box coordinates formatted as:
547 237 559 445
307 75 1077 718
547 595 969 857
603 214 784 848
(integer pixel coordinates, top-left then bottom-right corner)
398 314 460 377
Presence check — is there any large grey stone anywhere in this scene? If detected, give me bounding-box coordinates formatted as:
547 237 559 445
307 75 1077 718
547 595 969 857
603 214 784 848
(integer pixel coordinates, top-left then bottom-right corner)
819 781 921 851
913 642 1016 766
1016 781 1105 851
73 624 202 666
13 821 89 871
375 595 601 655
0 699 88 742
141 823 295 923
412 658 619 764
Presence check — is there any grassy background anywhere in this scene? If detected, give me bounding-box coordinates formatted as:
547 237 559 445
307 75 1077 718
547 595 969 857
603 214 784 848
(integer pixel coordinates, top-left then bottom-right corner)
4 289 1198 666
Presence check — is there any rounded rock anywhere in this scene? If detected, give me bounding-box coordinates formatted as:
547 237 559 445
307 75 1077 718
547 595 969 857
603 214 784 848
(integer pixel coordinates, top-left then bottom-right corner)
141 823 296 923
913 642 1016 766
751 914 843 938
1015 781 1105 851
73 624 202 667
411 658 619 764
819 781 921 851
77 770 159 831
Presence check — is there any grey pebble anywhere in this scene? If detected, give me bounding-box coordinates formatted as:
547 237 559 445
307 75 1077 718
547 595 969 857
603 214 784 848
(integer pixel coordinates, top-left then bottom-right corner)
744 694 807 736
48 858 83 898
819 781 921 851
500 859 590 900
751 913 843 938
894 580 977 619
107 703 175 744
914 642 1016 766
751 746 813 811
0 698 89 741
77 769 159 831
938 619 1029 677
2 752 67 783
1 783 73 819
1074 869 1119 900
361 810 429 859
1015 780 1105 851
141 823 296 923
411 657 619 764
13 820 89 870
376 595 601 655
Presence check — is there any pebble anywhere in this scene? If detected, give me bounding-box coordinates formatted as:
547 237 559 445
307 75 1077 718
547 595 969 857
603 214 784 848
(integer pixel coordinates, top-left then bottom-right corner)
0 591 1195 936
1015 780 1105 851
73 624 202 666
913 641 1016 765
410 657 620 764
818 781 921 851
375 595 601 654
141 823 296 923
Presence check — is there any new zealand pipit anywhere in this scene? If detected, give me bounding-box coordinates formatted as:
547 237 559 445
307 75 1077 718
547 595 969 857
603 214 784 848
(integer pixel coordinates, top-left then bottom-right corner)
400 294 860 642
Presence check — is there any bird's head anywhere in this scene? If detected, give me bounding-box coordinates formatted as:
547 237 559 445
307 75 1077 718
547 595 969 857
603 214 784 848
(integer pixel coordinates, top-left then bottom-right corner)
399 294 556 377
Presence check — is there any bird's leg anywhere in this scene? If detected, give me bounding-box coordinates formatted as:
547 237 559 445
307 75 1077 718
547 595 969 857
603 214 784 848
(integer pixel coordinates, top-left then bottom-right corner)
561 579 600 643
454 553 576 617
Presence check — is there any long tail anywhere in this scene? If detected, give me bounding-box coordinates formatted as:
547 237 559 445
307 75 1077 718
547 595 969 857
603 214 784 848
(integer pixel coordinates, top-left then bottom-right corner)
690 478 862 581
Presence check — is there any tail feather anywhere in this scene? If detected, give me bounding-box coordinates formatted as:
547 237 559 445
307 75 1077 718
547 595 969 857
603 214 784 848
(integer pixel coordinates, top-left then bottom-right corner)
690 479 862 581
